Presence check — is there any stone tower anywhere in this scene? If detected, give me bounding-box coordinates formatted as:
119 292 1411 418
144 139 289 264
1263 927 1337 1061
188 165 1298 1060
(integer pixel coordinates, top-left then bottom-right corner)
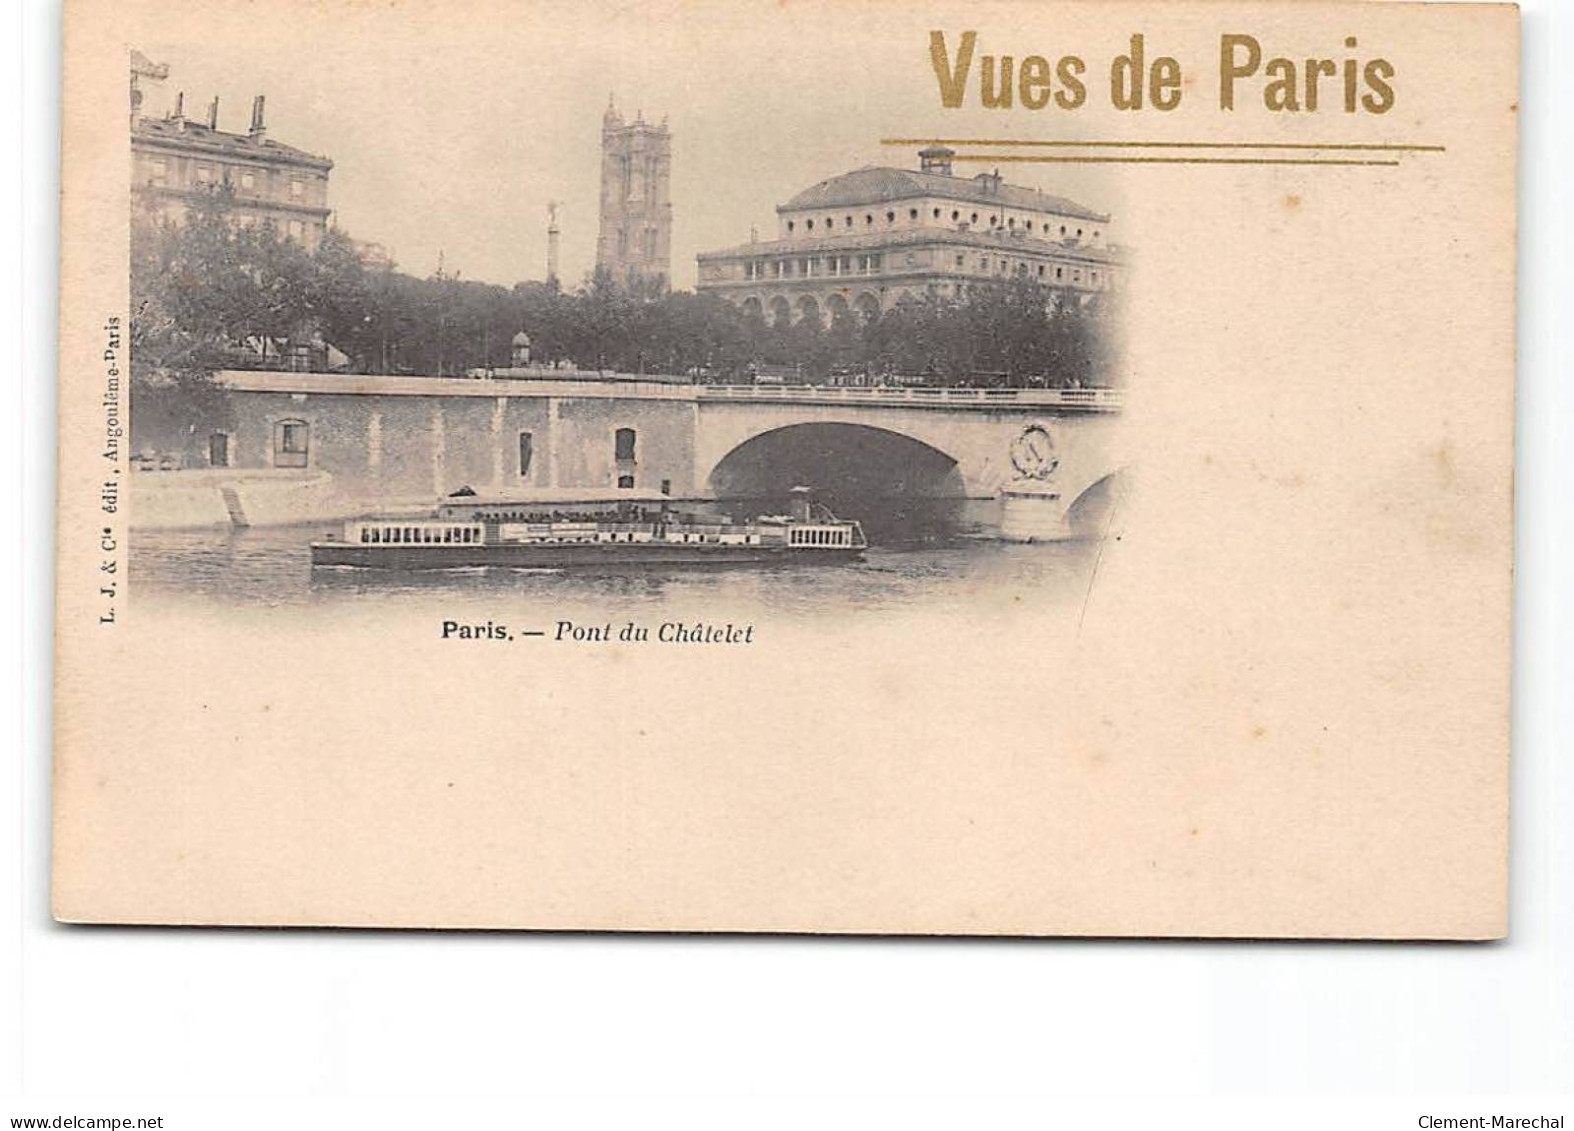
596 98 672 287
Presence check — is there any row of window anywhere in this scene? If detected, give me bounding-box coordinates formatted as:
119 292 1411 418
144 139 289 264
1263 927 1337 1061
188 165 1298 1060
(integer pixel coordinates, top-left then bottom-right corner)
359 525 483 545
960 255 1099 285
144 157 310 199
745 255 883 281
784 209 1098 242
790 527 855 546
736 254 1102 287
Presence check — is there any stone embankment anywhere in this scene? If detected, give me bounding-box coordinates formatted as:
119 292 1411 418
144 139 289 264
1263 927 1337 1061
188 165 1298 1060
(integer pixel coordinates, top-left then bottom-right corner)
128 469 425 529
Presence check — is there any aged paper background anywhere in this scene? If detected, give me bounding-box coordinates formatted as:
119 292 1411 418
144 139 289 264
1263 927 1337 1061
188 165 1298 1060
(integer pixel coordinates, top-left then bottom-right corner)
53 0 1516 936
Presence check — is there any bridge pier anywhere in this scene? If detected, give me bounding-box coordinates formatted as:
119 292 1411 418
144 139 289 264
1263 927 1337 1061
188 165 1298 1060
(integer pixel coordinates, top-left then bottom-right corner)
999 484 1074 542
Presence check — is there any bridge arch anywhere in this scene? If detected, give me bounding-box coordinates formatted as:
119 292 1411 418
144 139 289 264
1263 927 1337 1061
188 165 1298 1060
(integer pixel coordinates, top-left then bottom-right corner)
1063 469 1129 538
707 421 968 501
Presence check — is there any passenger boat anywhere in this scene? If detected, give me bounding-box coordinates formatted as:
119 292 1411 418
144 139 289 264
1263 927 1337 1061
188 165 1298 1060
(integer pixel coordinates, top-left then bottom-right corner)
309 486 867 569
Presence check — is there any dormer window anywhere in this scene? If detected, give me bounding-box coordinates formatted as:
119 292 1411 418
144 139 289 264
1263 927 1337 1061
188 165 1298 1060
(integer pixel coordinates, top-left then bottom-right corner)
787 221 795 233
885 211 895 223
909 208 918 220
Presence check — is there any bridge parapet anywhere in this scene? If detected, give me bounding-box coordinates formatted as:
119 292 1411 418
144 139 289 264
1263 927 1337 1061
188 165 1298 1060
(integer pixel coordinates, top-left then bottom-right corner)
214 371 1122 413
697 384 1122 412
215 370 703 401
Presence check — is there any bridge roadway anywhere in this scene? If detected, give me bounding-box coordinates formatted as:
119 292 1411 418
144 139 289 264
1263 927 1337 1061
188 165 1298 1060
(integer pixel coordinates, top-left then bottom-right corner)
213 371 1127 538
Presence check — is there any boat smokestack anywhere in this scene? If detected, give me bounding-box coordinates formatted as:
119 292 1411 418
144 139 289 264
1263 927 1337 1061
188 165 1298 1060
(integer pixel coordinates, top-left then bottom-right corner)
790 486 813 523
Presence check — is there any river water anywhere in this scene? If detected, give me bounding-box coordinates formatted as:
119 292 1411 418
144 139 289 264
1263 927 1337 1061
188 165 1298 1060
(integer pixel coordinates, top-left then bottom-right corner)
129 497 1102 619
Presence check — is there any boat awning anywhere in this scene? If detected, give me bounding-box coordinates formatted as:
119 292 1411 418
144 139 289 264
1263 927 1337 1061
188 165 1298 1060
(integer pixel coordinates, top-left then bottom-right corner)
441 487 673 507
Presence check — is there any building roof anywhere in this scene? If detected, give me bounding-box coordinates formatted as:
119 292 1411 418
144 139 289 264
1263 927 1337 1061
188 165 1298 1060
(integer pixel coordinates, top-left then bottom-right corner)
132 117 333 170
779 166 1107 223
697 225 1125 266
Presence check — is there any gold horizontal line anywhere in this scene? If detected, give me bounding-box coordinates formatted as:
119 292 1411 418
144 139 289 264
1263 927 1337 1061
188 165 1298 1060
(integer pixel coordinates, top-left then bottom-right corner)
881 138 1445 153
952 154 1400 167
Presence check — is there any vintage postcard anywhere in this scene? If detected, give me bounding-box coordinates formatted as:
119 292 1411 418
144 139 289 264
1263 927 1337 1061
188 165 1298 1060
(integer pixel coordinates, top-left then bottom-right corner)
53 0 1516 936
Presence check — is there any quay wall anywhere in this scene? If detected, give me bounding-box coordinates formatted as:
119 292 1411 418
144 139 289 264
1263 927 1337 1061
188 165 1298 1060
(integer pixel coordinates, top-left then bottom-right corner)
127 371 1125 533
129 374 705 529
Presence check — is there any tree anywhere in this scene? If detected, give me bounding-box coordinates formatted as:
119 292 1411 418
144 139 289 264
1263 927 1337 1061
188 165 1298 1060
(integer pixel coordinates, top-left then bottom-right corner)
133 191 1122 397
129 191 247 456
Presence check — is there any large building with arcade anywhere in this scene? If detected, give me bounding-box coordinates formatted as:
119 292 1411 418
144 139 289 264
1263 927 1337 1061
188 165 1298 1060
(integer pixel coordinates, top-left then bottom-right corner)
695 146 1124 326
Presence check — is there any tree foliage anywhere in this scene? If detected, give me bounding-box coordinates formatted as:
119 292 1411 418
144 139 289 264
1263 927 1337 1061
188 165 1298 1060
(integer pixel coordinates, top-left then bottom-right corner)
131 188 1123 424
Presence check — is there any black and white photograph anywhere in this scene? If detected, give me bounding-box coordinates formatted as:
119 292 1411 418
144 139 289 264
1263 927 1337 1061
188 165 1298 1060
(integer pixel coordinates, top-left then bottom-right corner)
122 37 1127 616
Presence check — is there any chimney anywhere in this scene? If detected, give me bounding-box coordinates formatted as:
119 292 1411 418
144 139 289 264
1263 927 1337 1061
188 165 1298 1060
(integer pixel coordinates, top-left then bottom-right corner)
248 95 266 143
172 91 185 130
207 96 219 130
919 145 955 177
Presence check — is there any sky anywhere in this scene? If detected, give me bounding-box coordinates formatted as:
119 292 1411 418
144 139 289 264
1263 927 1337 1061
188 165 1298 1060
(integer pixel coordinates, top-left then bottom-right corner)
136 0 1123 291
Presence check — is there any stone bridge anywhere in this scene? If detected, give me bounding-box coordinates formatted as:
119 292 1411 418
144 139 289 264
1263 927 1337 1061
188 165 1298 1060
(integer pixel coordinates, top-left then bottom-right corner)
690 384 1125 536
189 372 1127 537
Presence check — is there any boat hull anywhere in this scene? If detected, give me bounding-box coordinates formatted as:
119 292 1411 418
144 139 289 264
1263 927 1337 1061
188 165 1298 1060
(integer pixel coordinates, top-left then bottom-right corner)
310 540 864 570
